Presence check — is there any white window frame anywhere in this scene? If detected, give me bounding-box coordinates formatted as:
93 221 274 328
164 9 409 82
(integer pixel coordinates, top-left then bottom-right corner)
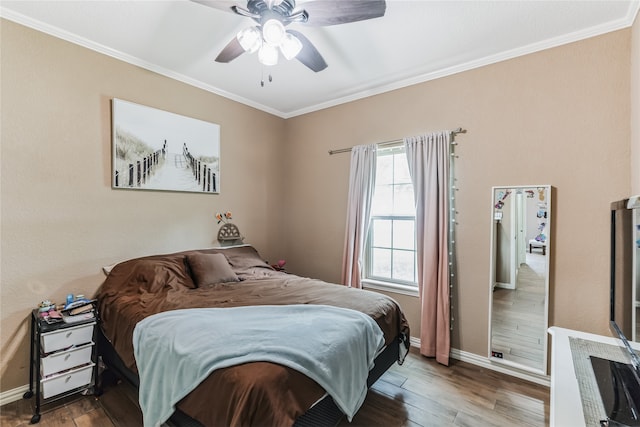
362 145 419 298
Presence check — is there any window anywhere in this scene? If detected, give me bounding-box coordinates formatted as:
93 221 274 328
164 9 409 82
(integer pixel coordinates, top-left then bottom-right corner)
364 145 418 295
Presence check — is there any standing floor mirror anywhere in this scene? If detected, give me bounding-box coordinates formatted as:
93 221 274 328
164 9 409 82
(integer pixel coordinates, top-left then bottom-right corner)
488 185 551 375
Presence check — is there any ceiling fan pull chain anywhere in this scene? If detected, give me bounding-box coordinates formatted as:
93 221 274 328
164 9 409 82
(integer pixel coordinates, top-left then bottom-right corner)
259 66 274 87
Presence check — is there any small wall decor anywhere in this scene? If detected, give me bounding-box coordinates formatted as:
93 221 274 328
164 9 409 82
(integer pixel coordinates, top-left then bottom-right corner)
112 98 220 193
216 211 244 245
216 211 233 224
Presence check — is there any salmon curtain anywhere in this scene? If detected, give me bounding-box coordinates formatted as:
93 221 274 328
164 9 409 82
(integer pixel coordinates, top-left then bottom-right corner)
341 144 377 288
404 132 451 366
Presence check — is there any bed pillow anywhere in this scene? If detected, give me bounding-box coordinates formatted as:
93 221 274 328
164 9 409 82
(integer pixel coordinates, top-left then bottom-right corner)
111 257 197 292
186 253 240 287
102 262 120 276
218 245 273 270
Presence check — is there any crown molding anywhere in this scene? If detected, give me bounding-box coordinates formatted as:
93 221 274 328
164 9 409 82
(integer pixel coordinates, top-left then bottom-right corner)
286 4 640 118
0 7 286 118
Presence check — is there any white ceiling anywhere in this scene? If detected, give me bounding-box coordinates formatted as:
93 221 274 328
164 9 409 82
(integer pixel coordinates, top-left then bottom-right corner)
2 0 639 118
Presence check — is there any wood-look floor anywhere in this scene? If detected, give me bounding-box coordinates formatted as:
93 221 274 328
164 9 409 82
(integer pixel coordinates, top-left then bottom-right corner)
1 348 549 427
491 252 547 370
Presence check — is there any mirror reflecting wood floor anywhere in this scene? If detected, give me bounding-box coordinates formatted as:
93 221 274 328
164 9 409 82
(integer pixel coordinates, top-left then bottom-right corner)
1 347 549 427
491 252 547 370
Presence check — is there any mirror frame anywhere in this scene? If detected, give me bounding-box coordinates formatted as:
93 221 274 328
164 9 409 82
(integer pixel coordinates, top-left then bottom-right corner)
488 185 551 375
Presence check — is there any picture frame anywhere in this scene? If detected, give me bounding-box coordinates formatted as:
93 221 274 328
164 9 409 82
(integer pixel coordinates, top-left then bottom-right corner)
111 98 220 194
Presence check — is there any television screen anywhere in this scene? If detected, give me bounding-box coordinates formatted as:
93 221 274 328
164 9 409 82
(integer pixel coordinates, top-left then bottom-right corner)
610 199 635 339
590 356 640 426
597 199 640 426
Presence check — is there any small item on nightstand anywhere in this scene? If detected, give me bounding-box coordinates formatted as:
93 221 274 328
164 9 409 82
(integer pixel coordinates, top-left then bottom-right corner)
38 300 55 314
63 297 94 311
43 310 63 325
62 311 95 323
47 310 61 319
61 298 96 323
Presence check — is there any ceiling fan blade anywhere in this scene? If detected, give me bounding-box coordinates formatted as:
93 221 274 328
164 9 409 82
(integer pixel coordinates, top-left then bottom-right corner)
215 37 245 63
286 10 309 24
287 30 327 72
300 0 386 26
190 0 242 14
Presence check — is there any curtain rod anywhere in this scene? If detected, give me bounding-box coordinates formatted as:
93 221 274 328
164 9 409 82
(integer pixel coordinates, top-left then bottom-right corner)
328 127 466 155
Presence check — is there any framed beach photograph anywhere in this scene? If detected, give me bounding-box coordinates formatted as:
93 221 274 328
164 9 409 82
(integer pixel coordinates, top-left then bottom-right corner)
111 98 220 194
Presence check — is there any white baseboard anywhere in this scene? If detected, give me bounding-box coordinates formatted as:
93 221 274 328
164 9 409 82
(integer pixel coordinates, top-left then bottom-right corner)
409 338 550 387
0 384 29 406
495 281 516 290
1 340 549 406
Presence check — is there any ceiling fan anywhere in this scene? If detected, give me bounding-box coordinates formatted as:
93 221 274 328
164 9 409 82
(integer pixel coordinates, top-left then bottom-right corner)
193 0 386 72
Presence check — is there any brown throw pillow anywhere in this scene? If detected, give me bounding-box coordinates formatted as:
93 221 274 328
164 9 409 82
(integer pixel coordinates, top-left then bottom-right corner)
186 253 239 287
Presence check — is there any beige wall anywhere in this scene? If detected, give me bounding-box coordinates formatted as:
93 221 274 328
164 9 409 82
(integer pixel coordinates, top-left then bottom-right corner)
283 29 631 358
632 11 640 195
0 19 634 393
0 20 287 392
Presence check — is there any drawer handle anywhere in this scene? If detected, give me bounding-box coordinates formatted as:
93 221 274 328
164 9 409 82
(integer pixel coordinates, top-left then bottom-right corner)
65 354 71 361
65 375 72 383
66 332 73 338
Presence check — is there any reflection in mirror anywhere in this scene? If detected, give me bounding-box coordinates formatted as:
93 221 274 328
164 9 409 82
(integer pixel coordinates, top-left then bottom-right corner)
489 185 551 374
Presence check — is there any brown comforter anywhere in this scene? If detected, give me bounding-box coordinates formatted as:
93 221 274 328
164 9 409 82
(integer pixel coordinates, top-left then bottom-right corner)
96 245 409 427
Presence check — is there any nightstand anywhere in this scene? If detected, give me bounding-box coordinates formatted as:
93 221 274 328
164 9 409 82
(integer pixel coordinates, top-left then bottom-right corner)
23 309 98 424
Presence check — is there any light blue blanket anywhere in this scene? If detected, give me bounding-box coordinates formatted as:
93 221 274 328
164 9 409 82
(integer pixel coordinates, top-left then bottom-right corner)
132 305 385 427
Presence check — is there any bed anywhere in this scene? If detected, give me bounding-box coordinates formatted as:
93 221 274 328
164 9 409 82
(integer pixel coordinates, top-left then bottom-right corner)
95 245 410 427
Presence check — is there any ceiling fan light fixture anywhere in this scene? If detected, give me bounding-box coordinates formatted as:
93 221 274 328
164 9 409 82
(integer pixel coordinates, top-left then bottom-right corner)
262 19 285 46
265 0 284 9
204 0 388 72
280 32 302 60
237 26 262 53
258 43 279 66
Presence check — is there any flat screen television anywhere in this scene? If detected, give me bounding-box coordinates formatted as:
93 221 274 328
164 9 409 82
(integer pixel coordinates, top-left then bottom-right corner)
610 199 636 340
589 199 640 426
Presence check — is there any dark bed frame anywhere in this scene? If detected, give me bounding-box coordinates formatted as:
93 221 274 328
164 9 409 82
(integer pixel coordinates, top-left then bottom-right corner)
97 326 403 427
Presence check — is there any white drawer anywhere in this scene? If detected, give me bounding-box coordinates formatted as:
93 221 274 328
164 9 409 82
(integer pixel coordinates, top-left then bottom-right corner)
41 323 94 353
41 343 93 377
41 363 94 399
